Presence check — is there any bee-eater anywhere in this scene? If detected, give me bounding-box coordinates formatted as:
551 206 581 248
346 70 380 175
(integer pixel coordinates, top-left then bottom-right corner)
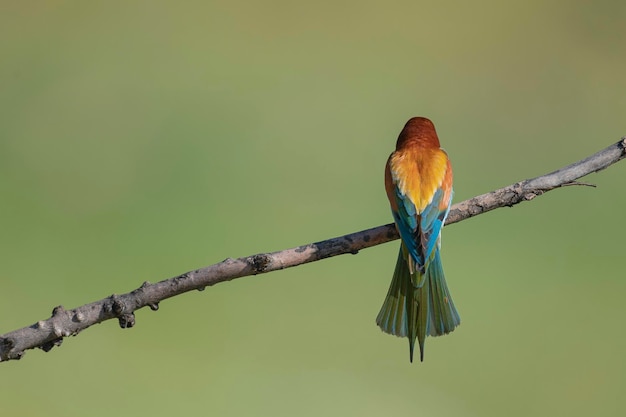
376 117 460 362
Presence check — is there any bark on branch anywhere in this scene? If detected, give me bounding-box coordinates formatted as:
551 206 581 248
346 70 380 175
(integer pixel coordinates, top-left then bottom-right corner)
1 138 625 363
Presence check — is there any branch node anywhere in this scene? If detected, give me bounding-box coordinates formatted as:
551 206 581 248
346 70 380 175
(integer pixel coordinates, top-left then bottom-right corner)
148 302 160 311
73 311 85 323
39 337 63 352
111 297 125 315
9 351 24 360
52 324 63 337
0 338 23 361
251 254 271 273
51 305 66 317
118 313 136 329
1 336 15 350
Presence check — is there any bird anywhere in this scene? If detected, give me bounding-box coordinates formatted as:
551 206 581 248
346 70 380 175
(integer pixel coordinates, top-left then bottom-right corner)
376 117 460 362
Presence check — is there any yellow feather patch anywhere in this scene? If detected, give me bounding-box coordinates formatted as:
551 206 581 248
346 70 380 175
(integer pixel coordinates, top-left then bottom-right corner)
389 147 449 213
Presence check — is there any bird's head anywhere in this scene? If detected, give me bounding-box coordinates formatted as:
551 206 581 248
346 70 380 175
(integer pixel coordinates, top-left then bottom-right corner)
396 117 440 149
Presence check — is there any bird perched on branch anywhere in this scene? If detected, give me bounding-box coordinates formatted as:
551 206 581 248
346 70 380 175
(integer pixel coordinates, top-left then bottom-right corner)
376 117 460 362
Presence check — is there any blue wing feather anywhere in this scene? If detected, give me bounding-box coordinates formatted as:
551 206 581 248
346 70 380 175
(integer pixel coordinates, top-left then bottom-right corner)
391 184 453 270
391 188 419 261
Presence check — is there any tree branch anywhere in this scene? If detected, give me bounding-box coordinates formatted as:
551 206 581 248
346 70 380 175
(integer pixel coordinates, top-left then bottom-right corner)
2 138 625 363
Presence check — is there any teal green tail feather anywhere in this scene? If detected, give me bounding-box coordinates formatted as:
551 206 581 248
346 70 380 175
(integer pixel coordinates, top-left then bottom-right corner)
376 244 460 362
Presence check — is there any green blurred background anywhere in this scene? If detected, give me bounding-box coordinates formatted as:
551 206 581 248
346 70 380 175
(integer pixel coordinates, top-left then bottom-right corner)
1 1 625 416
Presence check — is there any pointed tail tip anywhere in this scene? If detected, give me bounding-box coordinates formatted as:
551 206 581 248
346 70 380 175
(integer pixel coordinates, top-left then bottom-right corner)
408 348 425 363
409 343 425 363
409 342 425 363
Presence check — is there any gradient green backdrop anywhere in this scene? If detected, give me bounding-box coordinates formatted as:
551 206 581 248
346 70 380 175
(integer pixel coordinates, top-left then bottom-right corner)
1 1 625 416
